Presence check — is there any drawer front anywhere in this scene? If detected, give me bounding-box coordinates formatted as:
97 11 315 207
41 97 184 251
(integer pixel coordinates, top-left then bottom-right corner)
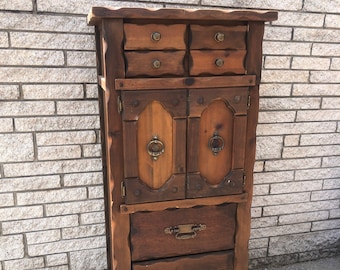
125 51 186 77
190 25 247 50
130 204 236 261
124 24 186 50
133 251 234 270
190 50 246 76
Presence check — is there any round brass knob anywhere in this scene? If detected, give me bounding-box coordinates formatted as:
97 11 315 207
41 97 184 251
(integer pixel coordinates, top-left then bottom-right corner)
151 32 161 41
215 58 224 67
152 59 161 69
214 32 225 42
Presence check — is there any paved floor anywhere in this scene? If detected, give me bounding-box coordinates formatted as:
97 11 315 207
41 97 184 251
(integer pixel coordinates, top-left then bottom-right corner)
263 255 340 270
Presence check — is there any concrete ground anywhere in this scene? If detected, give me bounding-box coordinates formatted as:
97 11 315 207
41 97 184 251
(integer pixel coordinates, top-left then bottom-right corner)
263 255 340 270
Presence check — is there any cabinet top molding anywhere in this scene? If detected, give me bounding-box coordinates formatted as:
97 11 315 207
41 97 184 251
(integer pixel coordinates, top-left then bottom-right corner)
87 7 278 25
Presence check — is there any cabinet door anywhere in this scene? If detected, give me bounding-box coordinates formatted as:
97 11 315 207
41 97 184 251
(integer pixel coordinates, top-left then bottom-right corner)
187 88 248 198
121 90 187 204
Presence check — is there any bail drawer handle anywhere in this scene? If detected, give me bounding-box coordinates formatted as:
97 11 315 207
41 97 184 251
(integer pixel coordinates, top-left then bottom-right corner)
164 223 206 240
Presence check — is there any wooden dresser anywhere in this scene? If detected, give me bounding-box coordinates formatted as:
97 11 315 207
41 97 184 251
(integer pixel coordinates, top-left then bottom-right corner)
88 7 277 270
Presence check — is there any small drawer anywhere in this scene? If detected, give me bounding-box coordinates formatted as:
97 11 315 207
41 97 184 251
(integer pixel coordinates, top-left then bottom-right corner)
133 251 234 270
124 24 186 50
190 50 246 76
130 204 236 261
125 51 186 77
190 25 247 50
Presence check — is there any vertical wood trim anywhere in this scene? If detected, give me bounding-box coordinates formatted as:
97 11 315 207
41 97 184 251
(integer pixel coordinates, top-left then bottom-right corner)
123 121 138 178
232 116 247 170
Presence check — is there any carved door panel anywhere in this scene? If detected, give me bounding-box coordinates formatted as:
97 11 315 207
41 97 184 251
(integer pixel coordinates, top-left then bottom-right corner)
121 90 187 204
187 88 248 198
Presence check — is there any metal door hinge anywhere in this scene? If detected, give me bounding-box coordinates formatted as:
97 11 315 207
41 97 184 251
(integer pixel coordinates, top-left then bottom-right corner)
117 96 123 114
243 174 246 186
121 181 126 198
247 95 251 109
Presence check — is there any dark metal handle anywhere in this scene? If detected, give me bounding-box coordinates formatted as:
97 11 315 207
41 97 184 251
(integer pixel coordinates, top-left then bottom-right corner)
209 132 224 156
164 223 206 240
147 136 164 161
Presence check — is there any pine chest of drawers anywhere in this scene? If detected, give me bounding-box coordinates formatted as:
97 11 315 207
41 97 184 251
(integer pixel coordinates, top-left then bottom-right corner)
88 7 277 270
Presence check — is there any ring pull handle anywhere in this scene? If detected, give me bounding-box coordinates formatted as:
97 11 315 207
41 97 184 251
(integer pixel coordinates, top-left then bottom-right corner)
152 59 161 69
214 32 225 42
147 135 164 161
209 132 224 156
151 32 161 41
164 224 206 240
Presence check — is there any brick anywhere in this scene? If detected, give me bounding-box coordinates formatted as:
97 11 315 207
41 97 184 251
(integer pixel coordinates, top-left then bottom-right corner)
0 67 96 83
249 254 299 269
312 43 340 56
3 257 44 270
258 111 296 124
0 85 19 99
269 229 340 256
304 0 340 13
249 238 269 249
251 207 262 218
264 56 291 69
260 98 320 110
202 0 302 10
325 14 340 28
26 230 61 245
311 71 340 83
284 135 300 146
294 28 340 43
45 199 104 216
330 209 340 218
0 133 34 162
311 189 340 201
249 248 267 259
279 211 329 225
0 193 14 207
296 168 340 181
254 161 264 172
38 145 81 160
62 224 105 239
85 84 98 99
80 211 105 224
293 84 340 96
273 12 324 27
297 110 340 122
254 171 294 184
0 206 43 221
265 158 321 171
63 172 103 186
15 116 100 131
251 223 311 239
0 31 8 47
36 131 96 146
292 57 330 70
252 193 310 207
322 98 340 109
67 51 96 67
253 185 270 196
0 235 24 260
251 217 278 228
46 253 68 267
57 100 99 115
83 144 102 157
263 41 311 56
301 133 340 146
17 188 87 205
262 70 309 83
284 145 340 159
324 178 340 189
23 84 84 99
257 122 336 136
271 181 322 194
263 200 339 216
0 49 64 66
0 175 60 192
28 236 106 256
69 248 107 270
88 186 104 199
331 58 340 70
256 136 283 159
259 84 292 97
264 27 292 41
0 101 55 116
0 0 32 11
2 215 78 234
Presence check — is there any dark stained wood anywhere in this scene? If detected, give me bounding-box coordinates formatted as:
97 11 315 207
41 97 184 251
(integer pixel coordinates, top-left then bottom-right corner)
125 51 186 77
88 7 278 26
115 75 256 91
120 193 248 214
232 116 247 169
187 117 200 172
130 204 236 261
124 23 186 50
174 118 186 174
122 121 138 178
132 251 234 270
190 25 246 50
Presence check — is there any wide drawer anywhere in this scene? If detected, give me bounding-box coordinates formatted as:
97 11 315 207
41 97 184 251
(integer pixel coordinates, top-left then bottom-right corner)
190 50 246 76
124 24 186 50
190 25 247 50
130 204 236 261
133 251 234 270
125 51 186 77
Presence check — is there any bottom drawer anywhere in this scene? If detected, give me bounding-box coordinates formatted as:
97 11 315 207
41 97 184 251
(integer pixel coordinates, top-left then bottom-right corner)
133 251 234 270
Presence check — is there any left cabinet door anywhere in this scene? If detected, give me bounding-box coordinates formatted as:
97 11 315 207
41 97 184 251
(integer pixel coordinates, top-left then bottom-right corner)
121 90 187 204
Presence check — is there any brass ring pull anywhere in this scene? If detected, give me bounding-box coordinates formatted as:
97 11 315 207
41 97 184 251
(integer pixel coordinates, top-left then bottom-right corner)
214 32 225 42
215 58 224 67
164 224 206 240
151 32 161 41
152 59 161 69
209 132 224 156
147 136 164 161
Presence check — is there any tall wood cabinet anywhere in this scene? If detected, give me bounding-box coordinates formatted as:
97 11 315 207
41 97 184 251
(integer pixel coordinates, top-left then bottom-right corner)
88 7 277 270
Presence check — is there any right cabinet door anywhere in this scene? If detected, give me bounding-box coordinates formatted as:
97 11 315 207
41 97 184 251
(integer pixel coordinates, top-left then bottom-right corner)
187 87 248 198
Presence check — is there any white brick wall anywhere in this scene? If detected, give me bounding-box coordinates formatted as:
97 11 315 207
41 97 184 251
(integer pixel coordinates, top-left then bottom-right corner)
0 1 339 269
